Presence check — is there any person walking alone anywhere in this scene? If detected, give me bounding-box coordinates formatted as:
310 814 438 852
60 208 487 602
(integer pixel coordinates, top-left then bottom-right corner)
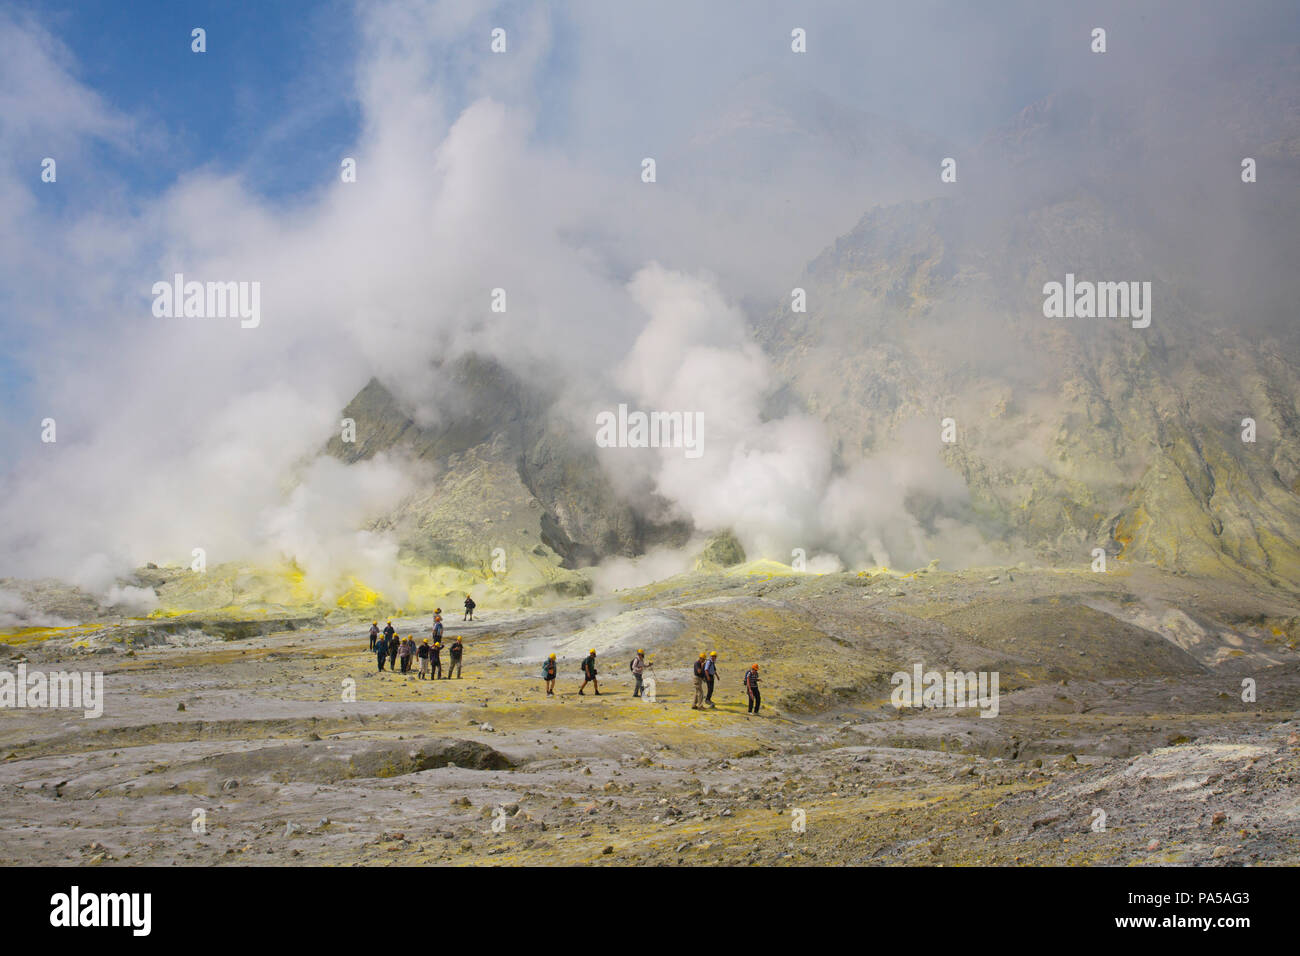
463 594 476 622
542 653 557 696
630 649 652 698
578 649 600 695
744 664 762 715
368 621 379 651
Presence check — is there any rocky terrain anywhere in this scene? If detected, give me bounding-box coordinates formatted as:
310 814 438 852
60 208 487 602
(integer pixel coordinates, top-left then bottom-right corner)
3 36 1298 873
2 563 1297 866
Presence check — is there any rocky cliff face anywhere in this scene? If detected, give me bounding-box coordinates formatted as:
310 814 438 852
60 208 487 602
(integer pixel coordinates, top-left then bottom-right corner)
325 52 1300 594
754 59 1300 591
324 354 689 585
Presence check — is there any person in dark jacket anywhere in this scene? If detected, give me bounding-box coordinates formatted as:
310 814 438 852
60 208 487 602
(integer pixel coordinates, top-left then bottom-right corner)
447 637 464 679
388 633 399 671
703 651 719 709
375 634 389 672
430 642 443 680
463 595 476 621
417 638 431 679
542 653 557 696
744 664 761 714
578 649 600 696
368 621 380 651
383 620 396 642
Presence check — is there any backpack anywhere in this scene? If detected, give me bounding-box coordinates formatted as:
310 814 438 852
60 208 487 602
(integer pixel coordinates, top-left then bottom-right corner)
629 658 637 673
693 660 704 678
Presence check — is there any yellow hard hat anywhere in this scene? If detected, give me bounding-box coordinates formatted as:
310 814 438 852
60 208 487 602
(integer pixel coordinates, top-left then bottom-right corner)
548 653 556 659
636 648 644 654
709 651 717 657
698 652 706 658
589 648 596 654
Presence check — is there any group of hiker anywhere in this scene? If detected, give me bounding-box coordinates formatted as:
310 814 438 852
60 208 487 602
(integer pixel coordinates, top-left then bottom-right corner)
365 596 764 714
546 647 761 714
369 609 463 679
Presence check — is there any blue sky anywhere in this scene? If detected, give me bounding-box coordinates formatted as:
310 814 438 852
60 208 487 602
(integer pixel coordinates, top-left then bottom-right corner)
26 0 362 202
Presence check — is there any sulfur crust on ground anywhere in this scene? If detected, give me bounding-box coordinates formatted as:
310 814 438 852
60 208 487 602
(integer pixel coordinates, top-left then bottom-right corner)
1 562 1298 867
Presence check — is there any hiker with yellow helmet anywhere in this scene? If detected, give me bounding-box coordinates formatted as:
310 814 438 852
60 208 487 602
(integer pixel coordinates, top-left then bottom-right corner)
417 637 431 679
430 639 443 680
703 651 719 709
368 621 380 651
447 635 464 679
578 648 600 695
542 653 557 695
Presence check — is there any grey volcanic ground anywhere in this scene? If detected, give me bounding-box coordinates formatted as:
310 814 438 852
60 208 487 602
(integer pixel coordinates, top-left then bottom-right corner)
2 564 1297 866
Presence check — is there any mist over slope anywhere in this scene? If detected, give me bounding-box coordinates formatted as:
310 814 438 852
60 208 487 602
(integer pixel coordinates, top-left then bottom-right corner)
752 51 1300 588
